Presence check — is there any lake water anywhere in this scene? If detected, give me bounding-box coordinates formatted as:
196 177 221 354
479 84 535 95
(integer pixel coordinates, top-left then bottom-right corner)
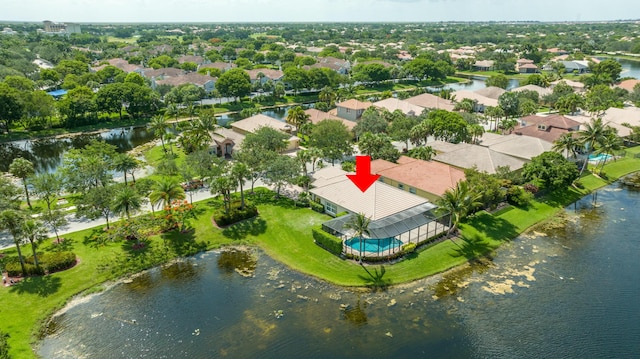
38 182 640 358
618 58 640 80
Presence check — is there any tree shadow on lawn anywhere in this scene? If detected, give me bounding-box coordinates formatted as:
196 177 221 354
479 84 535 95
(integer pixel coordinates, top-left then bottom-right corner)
161 230 208 257
450 234 493 261
222 218 267 241
9 275 62 297
540 187 585 208
357 265 391 291
464 212 519 242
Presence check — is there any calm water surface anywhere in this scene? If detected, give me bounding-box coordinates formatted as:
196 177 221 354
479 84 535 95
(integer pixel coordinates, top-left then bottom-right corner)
39 183 640 358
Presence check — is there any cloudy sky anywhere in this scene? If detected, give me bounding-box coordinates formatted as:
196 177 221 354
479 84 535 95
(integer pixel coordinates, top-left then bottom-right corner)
2 0 639 23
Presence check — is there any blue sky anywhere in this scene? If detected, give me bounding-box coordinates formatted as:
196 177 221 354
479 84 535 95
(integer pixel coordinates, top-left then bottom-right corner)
2 0 639 23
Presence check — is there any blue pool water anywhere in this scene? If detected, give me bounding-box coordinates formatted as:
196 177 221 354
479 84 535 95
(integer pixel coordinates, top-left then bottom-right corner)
589 153 612 162
344 237 403 252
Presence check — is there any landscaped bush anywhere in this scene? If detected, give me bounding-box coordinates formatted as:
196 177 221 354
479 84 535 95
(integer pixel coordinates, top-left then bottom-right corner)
336 211 349 217
506 186 533 207
4 251 77 277
310 201 324 213
213 204 259 227
5 262 44 277
402 242 417 253
312 226 342 255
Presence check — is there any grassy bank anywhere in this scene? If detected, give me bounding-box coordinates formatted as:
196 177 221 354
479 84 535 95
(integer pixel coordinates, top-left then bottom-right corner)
2 149 640 358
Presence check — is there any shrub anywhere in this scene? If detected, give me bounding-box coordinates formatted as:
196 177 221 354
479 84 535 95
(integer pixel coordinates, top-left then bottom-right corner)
213 204 259 227
506 186 533 207
0 331 9 359
40 251 77 273
312 226 342 255
402 242 417 253
310 201 324 213
336 211 349 217
5 262 44 277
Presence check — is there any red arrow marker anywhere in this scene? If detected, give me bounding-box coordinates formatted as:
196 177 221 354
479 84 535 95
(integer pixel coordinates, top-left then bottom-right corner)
347 156 380 193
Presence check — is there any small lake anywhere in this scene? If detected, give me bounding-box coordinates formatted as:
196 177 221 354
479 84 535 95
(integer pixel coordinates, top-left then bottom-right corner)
39 182 640 358
617 58 640 80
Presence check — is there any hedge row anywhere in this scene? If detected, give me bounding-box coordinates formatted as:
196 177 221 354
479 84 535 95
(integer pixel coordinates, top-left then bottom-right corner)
310 201 324 213
213 205 259 227
4 251 77 277
312 226 342 255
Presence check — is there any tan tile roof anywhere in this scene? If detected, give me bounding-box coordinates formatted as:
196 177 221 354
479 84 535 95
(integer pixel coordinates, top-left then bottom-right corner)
92 58 143 73
566 114 632 137
478 134 553 160
336 99 372 111
142 67 185 79
474 60 494 68
198 62 237 71
231 114 294 134
405 93 456 111
433 144 527 174
373 98 424 116
304 109 356 130
511 84 551 97
519 63 539 69
155 72 216 87
177 55 205 64
210 126 245 148
474 86 506 100
310 171 428 221
513 125 573 143
372 156 465 197
616 79 640 92
452 90 498 107
246 68 284 81
520 114 581 130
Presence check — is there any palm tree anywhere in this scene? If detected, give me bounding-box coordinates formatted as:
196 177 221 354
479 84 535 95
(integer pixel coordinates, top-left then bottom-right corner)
318 86 335 105
296 149 311 175
0 209 27 276
552 133 581 159
286 106 310 134
22 219 46 268
230 162 250 210
577 118 608 176
112 154 140 185
9 158 35 209
467 123 485 144
149 177 185 211
148 115 170 152
343 213 371 264
112 186 142 220
210 175 236 215
410 120 433 146
437 181 481 238
595 131 623 172
308 147 324 172
30 172 63 217
408 146 436 161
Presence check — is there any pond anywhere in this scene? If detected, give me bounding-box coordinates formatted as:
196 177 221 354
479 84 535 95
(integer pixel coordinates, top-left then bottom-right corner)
39 182 640 358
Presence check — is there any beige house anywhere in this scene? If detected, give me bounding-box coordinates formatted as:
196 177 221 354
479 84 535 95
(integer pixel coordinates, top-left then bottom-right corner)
208 126 245 158
432 142 527 174
373 98 424 116
370 156 465 202
336 99 372 121
515 114 581 143
475 86 506 100
304 108 356 131
511 84 551 97
405 93 456 112
452 90 498 112
478 133 553 161
230 114 299 151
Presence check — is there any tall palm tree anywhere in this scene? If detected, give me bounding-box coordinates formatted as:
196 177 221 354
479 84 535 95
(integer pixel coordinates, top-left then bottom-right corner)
595 131 623 171
9 157 35 209
577 117 608 176
0 209 27 276
343 213 371 264
22 219 46 268
112 186 142 220
318 86 335 105
148 115 170 152
286 106 310 134
230 162 250 210
552 133 581 159
467 123 485 144
296 149 311 175
409 120 433 146
437 181 481 238
149 177 185 211
112 154 140 185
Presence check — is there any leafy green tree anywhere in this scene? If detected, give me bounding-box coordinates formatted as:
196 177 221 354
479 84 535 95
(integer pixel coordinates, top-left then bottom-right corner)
216 68 251 101
555 93 584 115
283 67 309 94
343 213 371 264
525 74 549 87
0 177 21 211
0 209 27 276
76 185 115 229
148 55 178 69
587 59 622 86
112 185 143 220
463 168 505 210
353 108 388 139
428 110 470 143
9 157 35 209
57 86 96 127
96 65 125 84
30 172 63 216
22 90 56 129
286 106 310 131
210 170 236 215
310 119 353 165
486 74 509 89
389 113 419 150
113 153 140 185
498 91 520 118
584 84 622 117
3 75 35 91
22 219 46 267
358 132 400 162
263 155 300 197
406 146 436 161
148 115 170 152
178 113 217 153
54 59 89 77
95 82 128 120
60 140 117 191
437 181 481 237
351 63 390 83
0 82 24 133
231 161 251 209
409 119 433 145
243 126 289 153
523 151 579 190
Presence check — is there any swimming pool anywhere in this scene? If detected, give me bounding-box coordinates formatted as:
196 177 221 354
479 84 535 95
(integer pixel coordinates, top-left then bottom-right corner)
589 153 612 162
344 237 403 253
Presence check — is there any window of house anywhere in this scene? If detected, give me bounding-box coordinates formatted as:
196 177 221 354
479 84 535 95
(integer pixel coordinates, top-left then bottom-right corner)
346 108 351 113
409 187 416 194
398 183 404 190
325 201 337 215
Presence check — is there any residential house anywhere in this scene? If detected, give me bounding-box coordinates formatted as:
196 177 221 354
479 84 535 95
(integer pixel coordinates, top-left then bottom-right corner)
373 98 424 116
153 72 216 93
246 68 284 85
208 126 245 158
230 114 299 151
306 57 351 74
518 63 539 74
397 51 413 61
336 99 372 121
473 60 495 71
566 106 640 139
511 84 552 97
432 142 527 174
304 109 356 131
475 86 506 100
561 60 589 74
550 79 585 93
141 67 185 79
198 62 237 73
615 79 640 92
514 114 581 143
451 90 498 112
177 55 206 65
477 133 553 161
91 58 144 74
370 156 466 202
404 93 456 112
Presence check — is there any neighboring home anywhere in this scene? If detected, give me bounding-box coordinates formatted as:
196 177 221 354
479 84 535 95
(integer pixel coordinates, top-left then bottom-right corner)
208 126 245 158
566 113 632 137
336 99 372 121
305 57 351 74
304 108 356 131
91 58 143 74
246 68 284 84
230 114 299 151
177 55 206 65
33 58 55 69
561 60 589 74
477 133 553 161
511 84 552 97
149 44 173 55
370 156 466 202
515 114 581 143
600 106 640 128
141 67 185 79
516 58 534 67
373 98 424 116
310 167 445 253
518 63 539 74
550 79 585 93
432 142 527 174
452 90 498 112
397 51 413 61
474 86 506 100
547 48 569 55
473 60 495 71
405 93 456 112
198 61 237 73
615 79 640 92
153 72 216 93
